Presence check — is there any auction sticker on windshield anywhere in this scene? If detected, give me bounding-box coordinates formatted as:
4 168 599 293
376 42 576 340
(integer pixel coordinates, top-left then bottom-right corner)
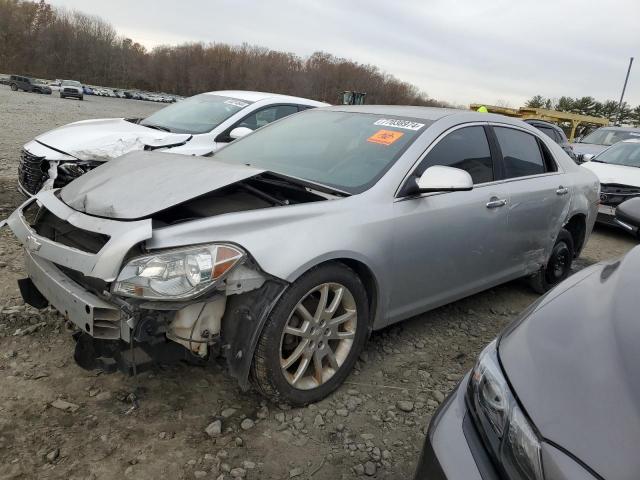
368 129 404 146
225 99 249 108
374 118 425 131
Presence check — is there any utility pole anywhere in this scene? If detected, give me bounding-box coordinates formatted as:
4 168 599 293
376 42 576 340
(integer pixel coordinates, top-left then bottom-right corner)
616 57 634 125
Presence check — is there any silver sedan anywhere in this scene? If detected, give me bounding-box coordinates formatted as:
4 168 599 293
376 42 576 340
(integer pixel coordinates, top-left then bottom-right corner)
3 106 599 405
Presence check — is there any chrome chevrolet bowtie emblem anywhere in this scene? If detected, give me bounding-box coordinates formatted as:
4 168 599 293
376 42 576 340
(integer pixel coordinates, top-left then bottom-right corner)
26 235 42 252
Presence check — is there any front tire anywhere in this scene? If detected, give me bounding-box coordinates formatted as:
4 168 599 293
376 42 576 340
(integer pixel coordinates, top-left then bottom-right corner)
251 263 369 406
529 228 574 293
10 83 17 91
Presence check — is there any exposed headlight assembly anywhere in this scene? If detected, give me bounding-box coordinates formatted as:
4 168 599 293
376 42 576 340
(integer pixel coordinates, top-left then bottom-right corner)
468 340 544 480
113 244 245 300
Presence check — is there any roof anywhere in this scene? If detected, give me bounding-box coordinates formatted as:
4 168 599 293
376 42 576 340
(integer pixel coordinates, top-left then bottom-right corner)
595 126 640 132
204 90 328 106
324 105 463 120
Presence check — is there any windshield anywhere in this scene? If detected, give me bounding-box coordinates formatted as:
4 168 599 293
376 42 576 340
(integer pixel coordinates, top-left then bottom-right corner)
580 128 640 146
140 94 252 134
595 142 640 168
215 110 430 194
62 80 81 87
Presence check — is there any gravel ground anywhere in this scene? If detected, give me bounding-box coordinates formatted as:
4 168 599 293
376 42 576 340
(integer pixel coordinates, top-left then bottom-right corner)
0 86 637 480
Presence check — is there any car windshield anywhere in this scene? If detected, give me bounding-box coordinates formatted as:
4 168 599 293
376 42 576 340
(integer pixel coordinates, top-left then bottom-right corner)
62 80 81 87
580 128 640 146
215 110 430 194
594 142 640 168
140 94 252 134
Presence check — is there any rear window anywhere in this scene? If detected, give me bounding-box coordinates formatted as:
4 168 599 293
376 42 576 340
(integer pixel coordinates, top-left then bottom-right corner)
215 110 431 193
495 127 545 178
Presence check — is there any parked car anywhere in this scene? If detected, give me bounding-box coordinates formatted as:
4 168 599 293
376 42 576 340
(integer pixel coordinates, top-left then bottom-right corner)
3 106 599 405
571 126 640 161
82 85 94 95
524 119 576 161
8 75 52 94
581 139 640 228
16 90 328 195
415 208 640 479
59 80 84 100
615 196 640 236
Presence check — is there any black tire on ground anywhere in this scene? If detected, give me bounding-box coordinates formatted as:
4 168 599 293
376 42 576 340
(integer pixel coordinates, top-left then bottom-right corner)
80 96 84 101
251 262 370 406
10 83 17 91
60 94 64 99
529 228 574 294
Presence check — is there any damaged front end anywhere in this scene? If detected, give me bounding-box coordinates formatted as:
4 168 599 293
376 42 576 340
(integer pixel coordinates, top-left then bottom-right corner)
4 189 289 387
18 142 102 196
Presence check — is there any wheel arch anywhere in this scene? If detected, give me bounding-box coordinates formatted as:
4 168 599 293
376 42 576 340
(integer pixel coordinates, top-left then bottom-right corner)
564 213 587 256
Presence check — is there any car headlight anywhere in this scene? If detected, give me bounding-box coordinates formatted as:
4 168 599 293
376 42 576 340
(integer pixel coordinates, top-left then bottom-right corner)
468 340 544 480
113 244 245 300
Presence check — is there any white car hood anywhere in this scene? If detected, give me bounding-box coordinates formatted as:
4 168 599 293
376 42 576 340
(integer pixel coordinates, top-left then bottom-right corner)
570 143 607 156
34 118 192 161
60 151 265 219
582 161 640 188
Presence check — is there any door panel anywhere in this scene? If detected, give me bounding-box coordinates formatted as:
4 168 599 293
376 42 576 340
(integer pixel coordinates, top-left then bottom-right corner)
504 175 570 273
388 184 512 323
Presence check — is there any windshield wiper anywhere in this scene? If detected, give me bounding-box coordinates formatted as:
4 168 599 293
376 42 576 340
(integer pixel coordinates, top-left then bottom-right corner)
143 123 172 132
263 172 351 198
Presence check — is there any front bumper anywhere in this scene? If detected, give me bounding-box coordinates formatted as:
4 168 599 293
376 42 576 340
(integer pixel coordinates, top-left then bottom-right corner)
24 248 127 340
414 373 499 480
6 191 152 281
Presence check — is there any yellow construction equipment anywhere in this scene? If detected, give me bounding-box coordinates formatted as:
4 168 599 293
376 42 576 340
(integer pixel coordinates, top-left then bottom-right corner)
469 104 610 141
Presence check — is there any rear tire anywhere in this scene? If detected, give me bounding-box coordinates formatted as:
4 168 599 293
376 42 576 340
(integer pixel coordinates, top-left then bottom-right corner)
529 228 574 294
251 263 369 406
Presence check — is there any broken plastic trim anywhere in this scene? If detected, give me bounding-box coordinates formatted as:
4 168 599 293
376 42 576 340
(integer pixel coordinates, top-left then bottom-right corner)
143 135 193 151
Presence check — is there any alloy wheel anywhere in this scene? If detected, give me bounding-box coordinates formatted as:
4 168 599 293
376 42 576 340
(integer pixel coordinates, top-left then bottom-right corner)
279 282 357 390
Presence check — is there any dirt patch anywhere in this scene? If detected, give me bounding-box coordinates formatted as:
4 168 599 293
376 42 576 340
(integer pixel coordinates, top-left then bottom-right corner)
0 91 637 479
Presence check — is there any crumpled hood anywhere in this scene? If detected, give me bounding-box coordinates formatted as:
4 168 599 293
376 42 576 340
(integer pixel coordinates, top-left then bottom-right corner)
60 151 264 219
581 161 640 188
35 118 192 161
499 247 640 480
570 142 607 157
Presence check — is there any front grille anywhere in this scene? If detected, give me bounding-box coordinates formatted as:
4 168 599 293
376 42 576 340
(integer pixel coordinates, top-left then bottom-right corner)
63 88 79 94
33 207 110 254
600 183 640 206
18 149 48 195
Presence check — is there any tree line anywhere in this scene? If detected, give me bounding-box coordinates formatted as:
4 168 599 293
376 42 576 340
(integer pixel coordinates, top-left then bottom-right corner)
0 0 448 106
525 95 640 127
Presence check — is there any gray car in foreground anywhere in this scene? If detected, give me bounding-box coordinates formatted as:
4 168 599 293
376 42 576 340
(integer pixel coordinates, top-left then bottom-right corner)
1 106 599 404
416 201 640 479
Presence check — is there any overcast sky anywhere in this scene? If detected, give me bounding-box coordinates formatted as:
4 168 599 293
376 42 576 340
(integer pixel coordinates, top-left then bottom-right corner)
48 0 639 107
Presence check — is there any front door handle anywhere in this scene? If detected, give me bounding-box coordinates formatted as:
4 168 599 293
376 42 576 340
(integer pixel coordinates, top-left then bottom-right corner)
556 186 569 195
486 198 507 209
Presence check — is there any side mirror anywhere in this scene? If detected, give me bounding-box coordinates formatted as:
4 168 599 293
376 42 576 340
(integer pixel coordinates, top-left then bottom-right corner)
229 127 253 140
581 153 595 162
415 165 473 193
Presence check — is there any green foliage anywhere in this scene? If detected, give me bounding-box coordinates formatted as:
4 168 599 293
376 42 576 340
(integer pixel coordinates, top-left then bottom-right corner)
0 0 448 106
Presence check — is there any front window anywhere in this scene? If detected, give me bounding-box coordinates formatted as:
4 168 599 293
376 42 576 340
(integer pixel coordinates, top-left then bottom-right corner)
595 142 640 168
62 80 82 87
214 110 430 194
140 94 253 134
581 128 640 146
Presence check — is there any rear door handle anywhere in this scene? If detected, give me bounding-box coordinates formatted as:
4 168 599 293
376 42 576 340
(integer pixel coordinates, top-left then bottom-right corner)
486 198 507 209
556 186 569 195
